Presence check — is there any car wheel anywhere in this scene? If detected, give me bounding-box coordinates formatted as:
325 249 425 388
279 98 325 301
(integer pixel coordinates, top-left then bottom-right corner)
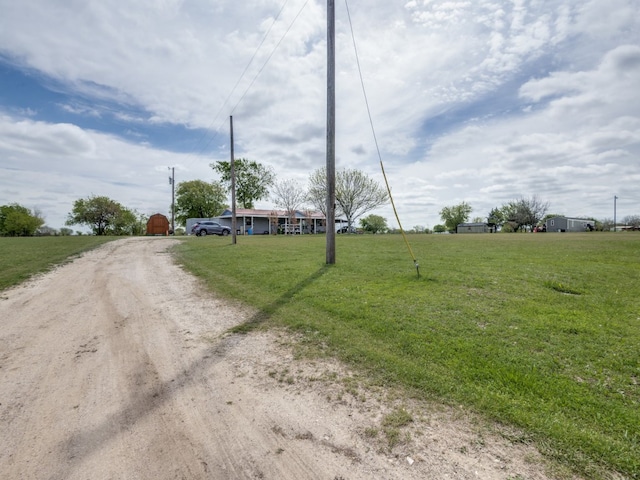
199 229 207 236
222 229 229 236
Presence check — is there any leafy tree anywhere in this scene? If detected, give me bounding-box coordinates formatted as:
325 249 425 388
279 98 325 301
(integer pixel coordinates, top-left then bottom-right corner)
66 195 126 235
0 203 44 236
211 158 275 209
501 196 550 232
412 225 425 233
110 208 147 236
360 214 388 234
487 207 503 230
59 227 73 236
174 180 227 225
307 167 388 229
433 224 447 233
439 202 472 232
271 179 307 218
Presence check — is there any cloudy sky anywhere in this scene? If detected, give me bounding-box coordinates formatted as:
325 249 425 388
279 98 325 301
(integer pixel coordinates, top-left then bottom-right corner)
1 0 638 231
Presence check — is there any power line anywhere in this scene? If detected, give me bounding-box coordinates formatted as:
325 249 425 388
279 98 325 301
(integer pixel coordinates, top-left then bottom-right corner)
182 0 311 168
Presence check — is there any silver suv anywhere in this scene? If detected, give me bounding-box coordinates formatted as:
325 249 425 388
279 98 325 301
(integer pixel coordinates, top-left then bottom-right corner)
192 221 231 236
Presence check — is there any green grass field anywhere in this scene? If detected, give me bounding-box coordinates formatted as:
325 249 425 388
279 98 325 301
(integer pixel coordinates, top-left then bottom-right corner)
173 232 640 479
0 236 116 291
1 233 637 477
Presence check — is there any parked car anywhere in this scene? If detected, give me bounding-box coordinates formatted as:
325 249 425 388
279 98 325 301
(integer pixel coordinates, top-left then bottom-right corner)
337 226 357 234
191 221 231 236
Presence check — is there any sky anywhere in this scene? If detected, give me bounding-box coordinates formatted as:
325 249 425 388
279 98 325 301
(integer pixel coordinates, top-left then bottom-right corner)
1 0 639 232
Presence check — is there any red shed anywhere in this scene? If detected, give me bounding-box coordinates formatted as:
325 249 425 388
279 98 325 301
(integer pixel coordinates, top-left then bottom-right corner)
146 213 170 236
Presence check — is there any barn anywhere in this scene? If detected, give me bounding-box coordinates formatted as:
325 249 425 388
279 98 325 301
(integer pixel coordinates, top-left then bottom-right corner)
146 213 170 236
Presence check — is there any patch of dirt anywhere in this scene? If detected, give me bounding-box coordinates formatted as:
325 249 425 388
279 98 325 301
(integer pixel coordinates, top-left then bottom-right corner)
0 237 573 479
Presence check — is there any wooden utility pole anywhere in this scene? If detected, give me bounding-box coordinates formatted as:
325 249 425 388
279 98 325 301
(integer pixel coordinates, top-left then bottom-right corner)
230 116 237 244
326 0 336 264
169 166 175 234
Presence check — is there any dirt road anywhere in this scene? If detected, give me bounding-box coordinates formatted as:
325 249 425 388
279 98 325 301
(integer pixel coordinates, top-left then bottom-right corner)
1 238 558 479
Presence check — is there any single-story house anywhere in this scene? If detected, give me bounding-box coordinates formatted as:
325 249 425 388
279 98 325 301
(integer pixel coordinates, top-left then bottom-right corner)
545 217 595 232
456 222 492 234
188 209 344 235
146 213 170 235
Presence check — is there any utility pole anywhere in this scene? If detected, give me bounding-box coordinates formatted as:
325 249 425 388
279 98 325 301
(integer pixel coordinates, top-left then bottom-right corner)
326 0 336 264
614 195 618 232
230 116 237 244
169 167 175 234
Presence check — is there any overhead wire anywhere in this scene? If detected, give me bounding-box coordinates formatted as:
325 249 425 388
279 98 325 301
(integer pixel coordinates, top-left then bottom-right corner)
227 0 311 118
344 0 420 277
181 0 305 166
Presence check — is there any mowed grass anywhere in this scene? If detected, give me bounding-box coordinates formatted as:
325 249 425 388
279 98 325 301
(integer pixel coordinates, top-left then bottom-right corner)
0 236 116 291
174 232 640 478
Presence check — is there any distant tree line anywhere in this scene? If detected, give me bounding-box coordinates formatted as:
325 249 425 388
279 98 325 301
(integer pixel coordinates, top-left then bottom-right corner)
6 158 638 236
433 196 639 233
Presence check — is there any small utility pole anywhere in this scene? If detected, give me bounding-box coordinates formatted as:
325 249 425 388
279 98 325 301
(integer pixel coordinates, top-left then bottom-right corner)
169 167 175 234
614 195 618 232
230 116 237 244
326 0 336 264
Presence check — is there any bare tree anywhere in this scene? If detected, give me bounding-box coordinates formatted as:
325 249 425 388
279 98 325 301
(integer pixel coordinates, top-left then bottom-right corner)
336 169 389 229
622 215 640 228
272 179 307 230
307 168 388 230
306 168 328 217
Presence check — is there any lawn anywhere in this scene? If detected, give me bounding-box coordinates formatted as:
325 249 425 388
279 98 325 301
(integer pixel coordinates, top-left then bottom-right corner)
174 232 640 479
0 236 116 291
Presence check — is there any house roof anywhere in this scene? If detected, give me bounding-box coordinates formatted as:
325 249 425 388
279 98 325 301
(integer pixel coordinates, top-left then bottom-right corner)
220 208 327 219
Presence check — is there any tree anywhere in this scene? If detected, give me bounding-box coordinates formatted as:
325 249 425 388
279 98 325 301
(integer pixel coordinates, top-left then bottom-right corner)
623 215 640 228
0 203 44 236
59 227 73 236
439 202 472 232
307 167 388 229
211 158 275 209
306 168 329 216
337 169 388 229
360 214 388 234
174 180 227 226
433 224 447 233
271 179 307 219
599 217 614 232
66 195 126 235
501 196 550 232
110 208 147 236
487 207 503 230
